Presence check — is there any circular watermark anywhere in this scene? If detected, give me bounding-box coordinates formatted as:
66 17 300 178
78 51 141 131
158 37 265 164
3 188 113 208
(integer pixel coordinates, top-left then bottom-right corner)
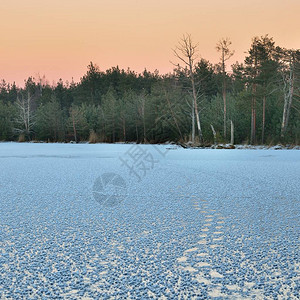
92 173 127 207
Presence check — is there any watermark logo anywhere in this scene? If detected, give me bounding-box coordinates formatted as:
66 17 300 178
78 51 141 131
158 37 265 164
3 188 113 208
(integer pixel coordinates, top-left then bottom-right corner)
120 144 169 182
92 173 127 207
93 144 170 207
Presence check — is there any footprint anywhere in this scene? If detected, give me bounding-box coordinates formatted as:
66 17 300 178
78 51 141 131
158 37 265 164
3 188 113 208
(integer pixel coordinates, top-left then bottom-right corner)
197 253 208 257
210 270 224 278
226 284 239 291
177 256 187 262
198 240 207 245
184 247 198 253
203 223 212 227
182 266 198 272
196 262 211 267
196 273 211 284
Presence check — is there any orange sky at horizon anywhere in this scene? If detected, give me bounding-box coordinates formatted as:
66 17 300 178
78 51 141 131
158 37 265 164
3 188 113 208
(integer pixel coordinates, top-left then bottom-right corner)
1 0 300 86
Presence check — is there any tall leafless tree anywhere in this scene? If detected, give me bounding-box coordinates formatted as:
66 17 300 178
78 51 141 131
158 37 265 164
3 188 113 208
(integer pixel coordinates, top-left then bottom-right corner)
216 38 234 140
14 91 36 140
173 34 203 144
279 49 300 139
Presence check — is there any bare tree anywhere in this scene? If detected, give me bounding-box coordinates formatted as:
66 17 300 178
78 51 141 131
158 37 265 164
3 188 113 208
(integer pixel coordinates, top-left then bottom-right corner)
279 49 299 139
173 34 203 144
216 38 234 140
14 91 36 140
245 37 259 145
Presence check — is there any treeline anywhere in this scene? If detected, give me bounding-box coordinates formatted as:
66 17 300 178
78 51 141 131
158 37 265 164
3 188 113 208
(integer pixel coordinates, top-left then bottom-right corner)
0 35 299 145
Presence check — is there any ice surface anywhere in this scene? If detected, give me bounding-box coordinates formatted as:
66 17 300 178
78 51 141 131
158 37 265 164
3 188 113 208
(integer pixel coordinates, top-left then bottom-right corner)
0 143 299 298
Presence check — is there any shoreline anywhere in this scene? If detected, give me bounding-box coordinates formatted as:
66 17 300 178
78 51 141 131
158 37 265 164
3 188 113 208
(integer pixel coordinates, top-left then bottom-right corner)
0 140 299 150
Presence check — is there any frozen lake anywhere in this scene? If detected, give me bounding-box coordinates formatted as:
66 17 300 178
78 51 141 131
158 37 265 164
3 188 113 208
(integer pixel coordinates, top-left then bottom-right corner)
0 143 299 299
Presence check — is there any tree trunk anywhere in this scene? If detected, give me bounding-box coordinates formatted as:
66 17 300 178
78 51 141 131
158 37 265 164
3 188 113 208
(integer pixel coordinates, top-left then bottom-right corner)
281 55 295 139
27 92 30 136
190 68 203 143
210 124 216 145
140 97 146 143
143 118 146 143
251 84 257 144
123 118 126 142
112 118 115 142
135 123 139 142
262 95 266 144
192 104 195 143
222 61 227 140
72 112 77 143
230 120 234 145
223 85 226 140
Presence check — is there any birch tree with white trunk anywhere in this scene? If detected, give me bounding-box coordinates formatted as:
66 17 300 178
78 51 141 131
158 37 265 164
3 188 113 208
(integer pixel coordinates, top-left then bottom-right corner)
278 48 300 139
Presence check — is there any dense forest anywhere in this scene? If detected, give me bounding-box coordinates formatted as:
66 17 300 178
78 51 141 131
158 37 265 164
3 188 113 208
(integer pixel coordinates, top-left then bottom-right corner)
0 35 299 145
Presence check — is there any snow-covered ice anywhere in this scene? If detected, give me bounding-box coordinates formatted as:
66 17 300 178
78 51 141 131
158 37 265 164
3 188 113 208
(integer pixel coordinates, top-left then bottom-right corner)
0 143 299 299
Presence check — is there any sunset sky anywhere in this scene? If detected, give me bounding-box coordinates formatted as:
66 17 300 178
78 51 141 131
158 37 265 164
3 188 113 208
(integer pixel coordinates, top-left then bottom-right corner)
1 0 300 86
